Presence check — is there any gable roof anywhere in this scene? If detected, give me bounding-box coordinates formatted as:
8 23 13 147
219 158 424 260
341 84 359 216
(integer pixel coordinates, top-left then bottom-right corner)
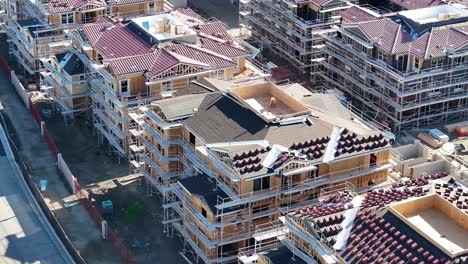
390 0 444 10
47 0 153 14
340 6 380 23
194 21 234 41
200 38 250 58
343 18 468 58
164 43 236 69
82 22 153 60
48 0 106 14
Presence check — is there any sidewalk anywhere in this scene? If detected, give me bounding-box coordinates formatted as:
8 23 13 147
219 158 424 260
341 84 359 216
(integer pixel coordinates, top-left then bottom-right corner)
0 69 120 263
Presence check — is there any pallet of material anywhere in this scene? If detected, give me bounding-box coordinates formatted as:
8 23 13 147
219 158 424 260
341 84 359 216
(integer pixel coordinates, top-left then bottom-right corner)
444 121 468 133
456 126 468 137
417 132 443 149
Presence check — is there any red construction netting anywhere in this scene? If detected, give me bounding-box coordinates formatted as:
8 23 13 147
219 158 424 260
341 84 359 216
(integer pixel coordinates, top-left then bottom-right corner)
29 99 59 159
29 98 42 126
107 228 138 264
1 48 137 264
0 57 11 79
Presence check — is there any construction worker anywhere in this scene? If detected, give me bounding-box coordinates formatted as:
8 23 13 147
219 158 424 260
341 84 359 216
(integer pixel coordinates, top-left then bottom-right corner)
270 96 276 108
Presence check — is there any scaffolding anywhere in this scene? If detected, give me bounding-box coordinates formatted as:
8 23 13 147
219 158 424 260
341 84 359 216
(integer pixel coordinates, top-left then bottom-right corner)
124 92 396 263
318 26 468 134
165 149 392 263
240 0 355 79
0 0 70 77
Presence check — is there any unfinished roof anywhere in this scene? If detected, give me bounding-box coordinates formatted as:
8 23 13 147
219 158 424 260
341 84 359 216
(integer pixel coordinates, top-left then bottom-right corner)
262 246 307 264
200 38 250 58
301 94 353 120
178 175 241 214
184 85 391 178
390 194 468 258
193 78 234 92
231 83 310 121
57 52 85 76
172 80 218 97
194 21 234 41
152 93 208 121
287 177 468 263
130 14 198 43
163 43 236 69
184 93 270 144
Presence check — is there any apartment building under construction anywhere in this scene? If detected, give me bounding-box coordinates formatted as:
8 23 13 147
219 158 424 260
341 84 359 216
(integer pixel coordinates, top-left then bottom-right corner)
240 0 355 76
128 81 395 263
0 0 167 117
61 9 269 157
238 169 468 264
0 0 164 76
319 4 468 133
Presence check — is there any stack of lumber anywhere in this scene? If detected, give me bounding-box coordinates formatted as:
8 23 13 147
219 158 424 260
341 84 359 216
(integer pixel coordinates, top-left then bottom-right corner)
417 132 443 148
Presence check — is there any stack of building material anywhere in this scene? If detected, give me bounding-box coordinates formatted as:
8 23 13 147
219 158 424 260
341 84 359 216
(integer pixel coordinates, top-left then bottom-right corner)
417 132 443 148
429 129 449 143
443 121 468 133
455 126 468 137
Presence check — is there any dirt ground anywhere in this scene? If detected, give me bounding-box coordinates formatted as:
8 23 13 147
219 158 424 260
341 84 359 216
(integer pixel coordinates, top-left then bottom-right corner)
45 114 184 263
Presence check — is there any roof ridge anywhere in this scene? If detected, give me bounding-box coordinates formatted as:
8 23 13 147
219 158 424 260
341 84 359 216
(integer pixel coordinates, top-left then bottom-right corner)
450 26 468 37
391 24 402 54
203 38 247 52
377 19 390 46
105 50 158 62
424 28 434 59
178 43 235 63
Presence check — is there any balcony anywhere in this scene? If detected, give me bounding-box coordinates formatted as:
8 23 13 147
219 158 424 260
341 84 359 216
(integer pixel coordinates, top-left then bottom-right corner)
142 123 181 147
89 91 126 123
247 1 314 41
325 33 468 82
173 223 239 264
140 153 184 180
250 0 341 29
139 165 175 195
93 107 125 139
9 49 37 74
95 123 126 156
0 14 35 49
139 136 181 164
246 15 313 54
0 1 16 16
282 216 335 263
89 79 124 107
42 88 89 115
7 35 35 62
216 161 393 211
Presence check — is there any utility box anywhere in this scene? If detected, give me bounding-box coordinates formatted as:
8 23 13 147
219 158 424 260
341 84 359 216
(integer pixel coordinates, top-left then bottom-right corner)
101 200 113 215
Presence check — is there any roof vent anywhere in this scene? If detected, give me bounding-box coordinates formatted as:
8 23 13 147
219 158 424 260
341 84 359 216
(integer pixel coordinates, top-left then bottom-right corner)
104 23 115 31
193 108 198 112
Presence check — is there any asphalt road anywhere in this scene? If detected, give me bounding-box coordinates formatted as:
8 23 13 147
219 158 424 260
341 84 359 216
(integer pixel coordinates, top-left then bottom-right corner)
0 126 74 263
